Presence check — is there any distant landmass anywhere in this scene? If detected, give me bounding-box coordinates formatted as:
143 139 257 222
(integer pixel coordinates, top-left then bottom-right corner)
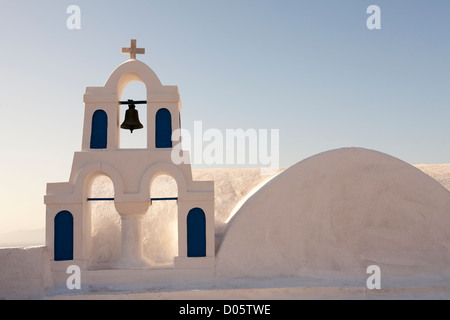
0 228 45 248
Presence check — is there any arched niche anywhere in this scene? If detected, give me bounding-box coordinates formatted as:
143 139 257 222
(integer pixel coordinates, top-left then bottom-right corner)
187 208 206 258
90 109 108 149
155 108 172 148
54 211 74 261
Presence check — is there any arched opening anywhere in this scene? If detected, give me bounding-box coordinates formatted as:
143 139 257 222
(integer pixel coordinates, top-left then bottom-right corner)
187 208 206 257
90 110 108 149
87 174 120 268
144 174 178 264
54 211 73 261
120 81 147 149
155 108 172 148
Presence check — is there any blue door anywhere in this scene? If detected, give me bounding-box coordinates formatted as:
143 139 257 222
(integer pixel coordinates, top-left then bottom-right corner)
187 208 206 257
90 110 108 149
155 108 172 148
54 211 74 261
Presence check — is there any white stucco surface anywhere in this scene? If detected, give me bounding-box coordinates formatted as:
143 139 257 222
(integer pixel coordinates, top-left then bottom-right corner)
216 148 450 284
0 246 51 299
3 149 450 299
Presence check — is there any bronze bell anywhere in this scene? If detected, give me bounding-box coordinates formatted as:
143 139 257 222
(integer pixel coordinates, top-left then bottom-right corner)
120 100 143 133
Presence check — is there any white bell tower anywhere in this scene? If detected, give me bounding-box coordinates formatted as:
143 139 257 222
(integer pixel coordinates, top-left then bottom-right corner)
44 40 215 272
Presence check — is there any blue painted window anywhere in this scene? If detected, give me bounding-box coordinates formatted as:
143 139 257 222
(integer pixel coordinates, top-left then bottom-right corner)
187 208 206 257
90 110 108 149
54 211 74 261
155 108 172 148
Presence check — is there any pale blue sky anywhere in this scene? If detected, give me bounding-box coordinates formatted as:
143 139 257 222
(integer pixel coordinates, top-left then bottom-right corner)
0 1 449 232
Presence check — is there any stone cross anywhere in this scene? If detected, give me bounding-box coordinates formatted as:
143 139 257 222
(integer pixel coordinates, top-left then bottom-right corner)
122 39 145 60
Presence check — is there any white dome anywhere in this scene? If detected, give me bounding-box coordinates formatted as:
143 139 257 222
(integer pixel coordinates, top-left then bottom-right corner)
217 148 450 283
